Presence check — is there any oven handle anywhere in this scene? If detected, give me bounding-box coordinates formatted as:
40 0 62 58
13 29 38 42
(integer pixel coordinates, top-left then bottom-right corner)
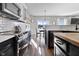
19 43 28 50
56 40 64 45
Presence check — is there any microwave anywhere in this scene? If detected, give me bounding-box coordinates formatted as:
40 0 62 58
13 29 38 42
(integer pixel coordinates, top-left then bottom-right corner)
0 3 21 19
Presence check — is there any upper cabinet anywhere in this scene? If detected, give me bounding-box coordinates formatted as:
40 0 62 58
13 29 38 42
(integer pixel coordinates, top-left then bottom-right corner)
18 3 32 23
0 3 31 22
0 3 21 20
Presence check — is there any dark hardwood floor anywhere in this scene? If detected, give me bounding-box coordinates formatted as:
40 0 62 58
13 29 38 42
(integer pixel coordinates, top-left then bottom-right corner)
20 33 54 56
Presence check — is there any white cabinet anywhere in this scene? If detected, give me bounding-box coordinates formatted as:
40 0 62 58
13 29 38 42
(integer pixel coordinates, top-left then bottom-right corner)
0 3 21 19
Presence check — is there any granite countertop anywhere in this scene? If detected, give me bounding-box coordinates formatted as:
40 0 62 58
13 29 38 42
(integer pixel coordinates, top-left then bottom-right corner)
0 34 15 43
54 33 79 47
0 31 29 43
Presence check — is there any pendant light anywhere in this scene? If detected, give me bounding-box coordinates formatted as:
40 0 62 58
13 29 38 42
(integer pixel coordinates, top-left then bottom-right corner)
44 9 46 25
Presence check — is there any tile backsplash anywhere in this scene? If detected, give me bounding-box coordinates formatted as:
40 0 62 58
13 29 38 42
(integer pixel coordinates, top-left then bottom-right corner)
0 17 15 32
0 17 29 32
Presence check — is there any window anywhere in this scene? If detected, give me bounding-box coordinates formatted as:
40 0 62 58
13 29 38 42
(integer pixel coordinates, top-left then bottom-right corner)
57 18 67 25
37 20 49 25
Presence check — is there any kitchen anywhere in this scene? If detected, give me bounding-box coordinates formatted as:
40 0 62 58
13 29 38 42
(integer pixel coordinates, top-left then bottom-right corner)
1 3 79 56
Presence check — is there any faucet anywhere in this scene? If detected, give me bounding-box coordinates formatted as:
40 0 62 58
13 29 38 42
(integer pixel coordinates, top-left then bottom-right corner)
75 23 79 30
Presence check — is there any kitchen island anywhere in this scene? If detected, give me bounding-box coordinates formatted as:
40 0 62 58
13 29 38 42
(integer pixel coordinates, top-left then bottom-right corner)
54 33 79 56
45 29 79 48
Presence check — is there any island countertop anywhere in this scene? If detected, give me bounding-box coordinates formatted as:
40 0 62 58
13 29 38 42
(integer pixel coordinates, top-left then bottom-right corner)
45 29 79 33
54 33 79 47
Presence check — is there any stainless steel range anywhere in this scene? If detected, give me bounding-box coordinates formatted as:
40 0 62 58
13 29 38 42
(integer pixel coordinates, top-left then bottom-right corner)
16 31 31 56
14 22 31 56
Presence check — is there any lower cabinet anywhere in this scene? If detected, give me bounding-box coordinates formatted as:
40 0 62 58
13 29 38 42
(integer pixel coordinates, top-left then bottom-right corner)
0 44 14 56
54 36 79 56
68 43 79 56
45 31 54 48
48 31 54 48
0 37 17 56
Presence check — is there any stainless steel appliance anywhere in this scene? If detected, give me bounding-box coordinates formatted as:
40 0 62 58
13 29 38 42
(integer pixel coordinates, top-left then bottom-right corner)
16 31 31 56
54 36 68 56
14 22 31 56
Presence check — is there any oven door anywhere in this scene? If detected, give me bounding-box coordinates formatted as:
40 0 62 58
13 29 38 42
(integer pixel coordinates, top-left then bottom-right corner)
19 39 28 49
54 36 67 52
18 38 29 56
54 43 66 56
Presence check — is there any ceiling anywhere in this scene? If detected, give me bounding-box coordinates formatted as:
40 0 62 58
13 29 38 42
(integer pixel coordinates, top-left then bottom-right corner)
26 3 79 16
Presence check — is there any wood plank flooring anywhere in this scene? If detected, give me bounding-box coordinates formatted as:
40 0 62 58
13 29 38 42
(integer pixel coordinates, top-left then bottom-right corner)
20 33 54 56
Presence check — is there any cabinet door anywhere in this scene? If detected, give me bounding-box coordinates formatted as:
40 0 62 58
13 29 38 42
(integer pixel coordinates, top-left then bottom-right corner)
48 31 54 48
4 3 20 16
69 44 79 56
0 37 16 56
0 44 14 56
